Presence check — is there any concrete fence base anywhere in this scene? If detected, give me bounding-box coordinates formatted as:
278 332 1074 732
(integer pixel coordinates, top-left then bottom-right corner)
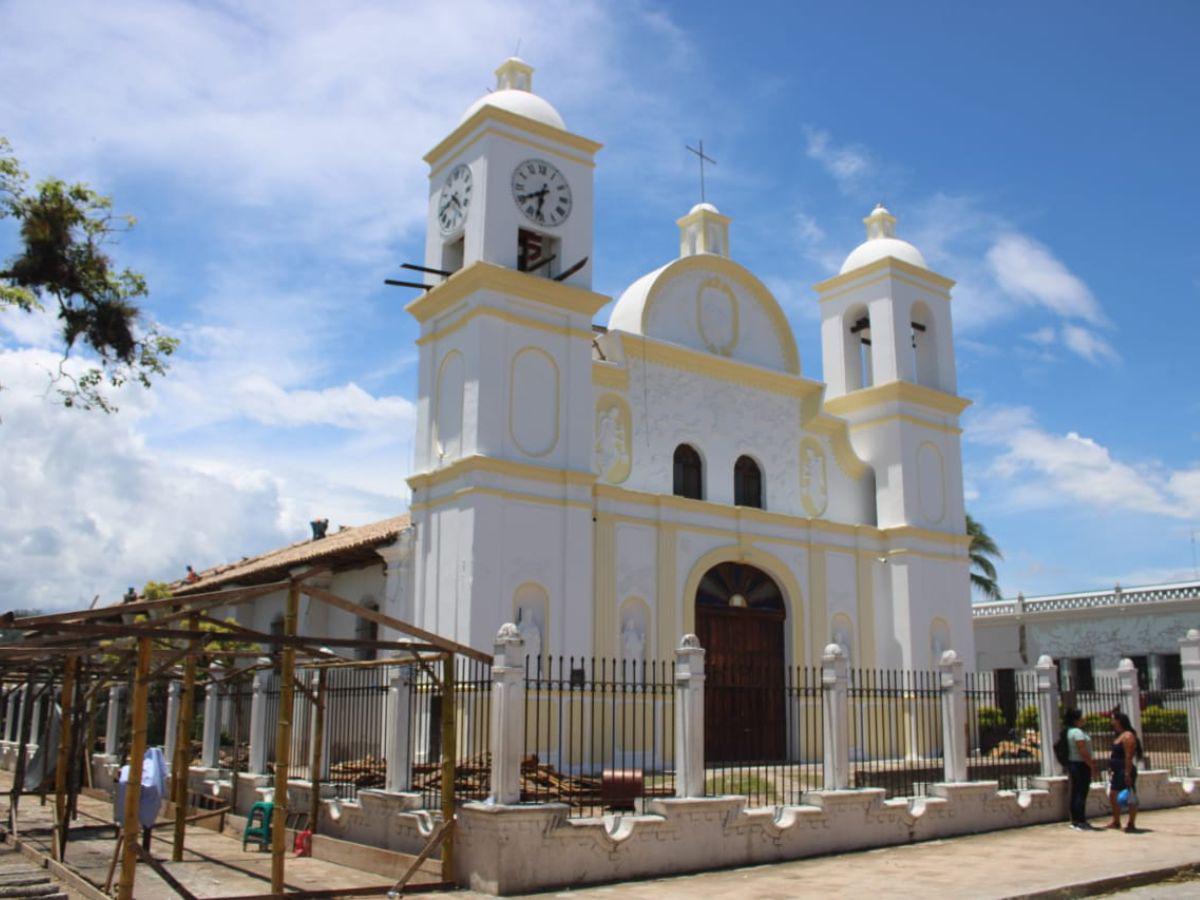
453 772 1200 895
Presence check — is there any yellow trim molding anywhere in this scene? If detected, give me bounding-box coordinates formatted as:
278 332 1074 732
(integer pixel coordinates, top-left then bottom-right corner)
807 414 871 479
407 454 596 492
847 412 963 436
425 105 603 169
813 255 955 296
407 261 611 324
823 380 971 417
591 362 629 390
638 254 801 375
411 484 593 513
417 304 594 346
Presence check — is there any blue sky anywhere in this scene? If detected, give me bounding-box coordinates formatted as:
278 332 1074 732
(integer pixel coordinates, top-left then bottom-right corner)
1 0 1198 610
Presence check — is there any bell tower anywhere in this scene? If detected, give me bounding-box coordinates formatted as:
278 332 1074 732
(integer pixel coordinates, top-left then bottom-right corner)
406 60 608 659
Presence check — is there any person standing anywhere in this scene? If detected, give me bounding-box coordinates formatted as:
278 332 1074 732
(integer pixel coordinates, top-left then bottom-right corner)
1062 708 1096 830
1106 710 1143 832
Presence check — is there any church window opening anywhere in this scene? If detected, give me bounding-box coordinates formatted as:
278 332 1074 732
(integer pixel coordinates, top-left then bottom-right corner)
518 228 559 278
909 302 938 388
847 310 873 390
673 444 704 500
733 455 763 508
355 599 379 661
441 235 464 274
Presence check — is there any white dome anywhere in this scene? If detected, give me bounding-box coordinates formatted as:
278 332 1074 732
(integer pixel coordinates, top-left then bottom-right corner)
460 89 566 130
839 236 927 274
689 202 720 215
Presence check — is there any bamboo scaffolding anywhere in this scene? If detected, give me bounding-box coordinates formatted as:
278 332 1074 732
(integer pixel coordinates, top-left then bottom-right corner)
172 614 199 862
309 667 327 837
116 635 151 900
52 656 77 861
271 581 300 894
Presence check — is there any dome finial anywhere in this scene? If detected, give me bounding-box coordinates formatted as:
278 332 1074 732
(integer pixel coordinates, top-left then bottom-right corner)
495 57 534 93
864 204 896 241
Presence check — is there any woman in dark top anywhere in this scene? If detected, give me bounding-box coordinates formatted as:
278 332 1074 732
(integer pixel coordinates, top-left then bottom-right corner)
1106 710 1143 832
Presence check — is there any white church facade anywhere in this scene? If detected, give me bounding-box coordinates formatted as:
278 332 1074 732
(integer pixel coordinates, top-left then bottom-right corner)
176 57 974 685
404 57 972 675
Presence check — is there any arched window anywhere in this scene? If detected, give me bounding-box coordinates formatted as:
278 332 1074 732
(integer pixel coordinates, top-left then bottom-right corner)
845 307 873 391
910 302 938 388
673 444 703 500
733 455 763 508
355 600 380 661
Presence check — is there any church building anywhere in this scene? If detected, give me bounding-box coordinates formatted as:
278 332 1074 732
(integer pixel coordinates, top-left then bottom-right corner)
401 57 974 678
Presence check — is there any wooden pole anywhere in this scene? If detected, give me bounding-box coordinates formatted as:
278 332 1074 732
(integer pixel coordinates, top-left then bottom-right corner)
52 656 78 860
82 680 98 789
9 673 36 836
117 636 152 900
308 667 326 836
270 582 300 894
172 617 199 862
440 653 456 883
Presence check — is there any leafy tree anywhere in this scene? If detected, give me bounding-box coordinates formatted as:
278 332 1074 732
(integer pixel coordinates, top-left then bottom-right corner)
0 137 177 412
967 514 1003 601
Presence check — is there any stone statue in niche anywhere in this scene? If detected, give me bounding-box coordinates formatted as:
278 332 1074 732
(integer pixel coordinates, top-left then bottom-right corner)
800 441 828 516
516 607 542 670
595 407 627 481
931 630 947 662
621 615 645 666
832 625 852 666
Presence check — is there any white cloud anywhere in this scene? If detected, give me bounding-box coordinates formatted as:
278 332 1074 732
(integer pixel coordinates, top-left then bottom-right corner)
230 375 414 431
804 127 874 195
1060 323 1119 364
986 233 1105 325
967 404 1200 520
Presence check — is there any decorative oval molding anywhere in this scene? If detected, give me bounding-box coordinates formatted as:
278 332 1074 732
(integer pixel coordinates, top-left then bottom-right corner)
594 393 632 484
917 442 946 525
695 276 739 357
799 437 829 517
509 347 559 457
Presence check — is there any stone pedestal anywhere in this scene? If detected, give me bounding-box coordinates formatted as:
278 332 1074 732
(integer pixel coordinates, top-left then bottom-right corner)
674 634 705 799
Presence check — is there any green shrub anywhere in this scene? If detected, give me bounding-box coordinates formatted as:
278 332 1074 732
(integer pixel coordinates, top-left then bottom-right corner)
1015 705 1039 730
976 705 1006 728
1142 705 1188 734
1081 712 1111 734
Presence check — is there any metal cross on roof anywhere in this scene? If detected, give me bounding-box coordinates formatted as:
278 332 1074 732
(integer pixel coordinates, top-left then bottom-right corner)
685 140 716 204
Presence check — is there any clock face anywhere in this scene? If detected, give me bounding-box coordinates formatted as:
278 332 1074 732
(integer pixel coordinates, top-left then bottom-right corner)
437 164 472 235
512 158 572 227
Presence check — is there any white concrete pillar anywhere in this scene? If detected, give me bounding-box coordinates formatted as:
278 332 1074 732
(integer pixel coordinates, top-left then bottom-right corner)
201 665 222 768
674 634 706 799
164 680 182 765
105 685 123 756
4 688 18 742
821 643 850 790
28 684 43 749
939 650 968 783
1117 658 1143 739
1179 630 1200 771
1035 654 1062 777
488 624 526 805
385 667 415 793
248 660 272 774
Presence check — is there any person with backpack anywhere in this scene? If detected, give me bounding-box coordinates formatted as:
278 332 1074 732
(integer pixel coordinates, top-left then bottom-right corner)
1105 710 1144 832
1056 708 1097 830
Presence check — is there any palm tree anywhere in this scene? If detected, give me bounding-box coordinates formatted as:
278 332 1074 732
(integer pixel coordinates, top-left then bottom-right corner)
967 514 1003 601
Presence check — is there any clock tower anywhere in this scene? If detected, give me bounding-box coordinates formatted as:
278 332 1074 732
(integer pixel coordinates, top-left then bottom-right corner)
406 60 607 658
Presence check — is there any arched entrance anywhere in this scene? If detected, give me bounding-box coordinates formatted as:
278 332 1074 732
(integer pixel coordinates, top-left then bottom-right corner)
695 561 786 763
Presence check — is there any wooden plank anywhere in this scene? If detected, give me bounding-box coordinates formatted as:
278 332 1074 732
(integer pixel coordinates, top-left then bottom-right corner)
117 635 152 900
271 582 300 894
300 584 492 664
20 620 420 653
392 818 453 895
440 654 456 883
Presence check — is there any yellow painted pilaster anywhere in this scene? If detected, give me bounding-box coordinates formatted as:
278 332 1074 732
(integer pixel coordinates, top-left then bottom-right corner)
856 550 878 669
656 524 677 660
593 513 617 658
808 546 827 666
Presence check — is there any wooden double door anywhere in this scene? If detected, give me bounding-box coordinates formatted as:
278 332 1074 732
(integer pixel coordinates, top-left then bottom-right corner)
695 562 787 763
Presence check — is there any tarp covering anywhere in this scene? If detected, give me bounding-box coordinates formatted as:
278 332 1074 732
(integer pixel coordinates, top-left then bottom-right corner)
113 746 168 829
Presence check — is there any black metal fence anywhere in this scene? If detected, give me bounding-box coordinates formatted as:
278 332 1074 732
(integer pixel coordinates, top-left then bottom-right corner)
849 668 943 799
964 670 1041 790
1140 688 1194 775
523 656 675 818
1065 675 1125 781
703 664 822 808
410 655 493 810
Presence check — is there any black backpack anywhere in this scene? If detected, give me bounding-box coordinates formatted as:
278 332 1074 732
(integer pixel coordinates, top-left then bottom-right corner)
1053 728 1072 768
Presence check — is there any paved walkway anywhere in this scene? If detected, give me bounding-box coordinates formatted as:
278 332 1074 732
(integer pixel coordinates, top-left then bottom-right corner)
412 806 1200 899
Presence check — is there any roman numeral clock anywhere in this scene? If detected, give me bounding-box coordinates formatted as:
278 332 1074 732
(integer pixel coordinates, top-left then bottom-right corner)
512 159 572 227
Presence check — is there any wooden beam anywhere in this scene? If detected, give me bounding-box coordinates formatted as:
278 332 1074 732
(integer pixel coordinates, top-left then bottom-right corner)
391 818 454 895
117 635 152 900
172 615 199 862
52 656 78 861
300 584 492 664
440 653 456 883
271 581 300 894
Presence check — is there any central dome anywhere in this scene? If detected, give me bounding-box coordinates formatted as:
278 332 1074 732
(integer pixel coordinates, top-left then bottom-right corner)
839 205 927 274
460 57 567 130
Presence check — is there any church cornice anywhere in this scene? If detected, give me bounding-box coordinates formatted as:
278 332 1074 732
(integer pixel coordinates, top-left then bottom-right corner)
406 261 611 324
407 453 597 494
814 255 955 298
823 380 971 418
424 105 603 172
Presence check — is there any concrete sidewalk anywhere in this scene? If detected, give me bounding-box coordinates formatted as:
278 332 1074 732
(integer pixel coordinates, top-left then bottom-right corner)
417 806 1200 899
